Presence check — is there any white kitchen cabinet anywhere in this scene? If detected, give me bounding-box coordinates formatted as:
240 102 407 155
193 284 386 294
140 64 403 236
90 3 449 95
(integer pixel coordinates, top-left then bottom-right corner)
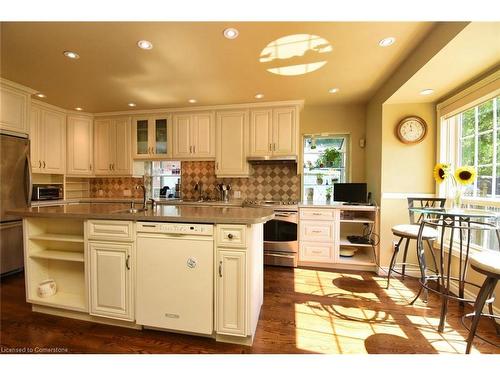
30 104 66 174
0 81 31 135
94 117 131 176
215 111 249 177
89 241 134 321
248 106 297 158
67 115 93 176
132 115 171 159
216 249 246 336
172 112 215 159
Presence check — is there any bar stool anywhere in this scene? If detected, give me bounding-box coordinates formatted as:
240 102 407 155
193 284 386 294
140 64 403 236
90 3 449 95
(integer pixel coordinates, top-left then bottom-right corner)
465 250 500 353
386 197 445 290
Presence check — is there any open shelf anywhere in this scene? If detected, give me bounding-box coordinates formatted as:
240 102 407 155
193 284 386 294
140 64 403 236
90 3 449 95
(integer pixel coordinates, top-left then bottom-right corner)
29 233 84 243
339 236 375 248
338 247 376 266
29 291 87 312
340 218 375 224
30 249 84 263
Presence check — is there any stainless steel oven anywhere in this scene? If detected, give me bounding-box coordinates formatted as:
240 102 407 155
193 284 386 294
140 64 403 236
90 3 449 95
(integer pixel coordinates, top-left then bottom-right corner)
263 209 298 267
32 184 63 201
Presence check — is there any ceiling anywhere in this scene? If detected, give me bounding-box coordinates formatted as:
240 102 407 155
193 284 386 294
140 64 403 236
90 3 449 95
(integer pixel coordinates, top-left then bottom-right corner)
0 22 435 113
388 22 500 104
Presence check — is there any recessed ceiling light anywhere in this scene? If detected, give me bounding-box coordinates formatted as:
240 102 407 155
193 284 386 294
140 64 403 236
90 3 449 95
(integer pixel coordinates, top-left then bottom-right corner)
74 107 83 111
128 102 137 107
188 99 197 104
35 93 46 98
137 40 153 50
255 93 264 99
63 50 80 59
420 89 435 96
223 28 239 39
378 37 396 47
328 88 339 94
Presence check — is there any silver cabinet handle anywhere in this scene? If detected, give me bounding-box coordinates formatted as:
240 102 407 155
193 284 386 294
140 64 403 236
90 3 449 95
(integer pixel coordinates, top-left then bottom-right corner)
269 143 272 152
90 164 92 170
189 145 192 154
25 152 32 206
193 145 195 154
126 255 130 270
227 233 234 239
38 160 41 168
273 143 276 151
112 163 115 170
43 161 46 168
215 162 219 170
109 163 112 170
218 261 222 277
152 147 155 154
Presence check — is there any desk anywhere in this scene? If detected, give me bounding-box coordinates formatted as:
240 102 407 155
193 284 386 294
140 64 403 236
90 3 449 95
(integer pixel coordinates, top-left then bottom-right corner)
410 207 500 332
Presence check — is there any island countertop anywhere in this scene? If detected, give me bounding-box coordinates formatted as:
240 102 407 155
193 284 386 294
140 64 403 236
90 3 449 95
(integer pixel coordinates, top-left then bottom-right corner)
8 203 275 224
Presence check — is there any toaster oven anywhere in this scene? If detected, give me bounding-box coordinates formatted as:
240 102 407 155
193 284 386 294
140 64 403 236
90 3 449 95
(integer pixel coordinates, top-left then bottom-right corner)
32 184 63 201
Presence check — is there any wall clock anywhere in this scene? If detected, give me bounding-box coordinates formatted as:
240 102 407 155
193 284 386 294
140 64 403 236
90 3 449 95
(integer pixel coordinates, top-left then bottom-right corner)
396 116 427 144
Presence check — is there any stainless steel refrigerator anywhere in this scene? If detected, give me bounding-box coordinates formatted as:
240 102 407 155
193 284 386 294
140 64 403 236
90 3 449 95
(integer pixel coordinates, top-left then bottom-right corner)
0 133 31 276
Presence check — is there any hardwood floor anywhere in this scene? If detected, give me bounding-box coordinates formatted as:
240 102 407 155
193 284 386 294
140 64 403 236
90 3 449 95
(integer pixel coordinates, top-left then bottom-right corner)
1 266 499 354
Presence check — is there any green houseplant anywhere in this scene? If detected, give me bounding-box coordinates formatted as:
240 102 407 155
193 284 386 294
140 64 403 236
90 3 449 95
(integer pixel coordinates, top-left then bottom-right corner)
316 173 324 185
315 147 341 168
325 187 332 202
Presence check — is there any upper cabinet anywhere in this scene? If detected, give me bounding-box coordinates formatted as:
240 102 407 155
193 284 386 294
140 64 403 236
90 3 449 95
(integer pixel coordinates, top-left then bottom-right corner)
0 80 32 135
30 104 66 174
132 115 171 159
67 115 93 176
94 117 132 176
248 106 298 158
172 112 215 159
216 110 249 177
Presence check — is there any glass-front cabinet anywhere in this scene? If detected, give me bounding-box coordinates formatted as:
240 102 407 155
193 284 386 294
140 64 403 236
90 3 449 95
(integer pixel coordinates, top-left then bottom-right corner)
132 115 171 159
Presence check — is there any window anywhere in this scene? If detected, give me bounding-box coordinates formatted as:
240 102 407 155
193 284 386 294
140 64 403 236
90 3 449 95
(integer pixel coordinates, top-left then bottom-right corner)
457 96 499 198
144 161 181 199
302 134 349 201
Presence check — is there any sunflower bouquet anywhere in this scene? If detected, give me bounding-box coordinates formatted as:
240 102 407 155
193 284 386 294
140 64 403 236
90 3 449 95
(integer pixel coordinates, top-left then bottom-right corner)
433 163 477 207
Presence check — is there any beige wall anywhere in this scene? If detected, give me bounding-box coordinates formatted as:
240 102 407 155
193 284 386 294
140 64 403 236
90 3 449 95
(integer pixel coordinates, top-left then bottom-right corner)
300 103 366 182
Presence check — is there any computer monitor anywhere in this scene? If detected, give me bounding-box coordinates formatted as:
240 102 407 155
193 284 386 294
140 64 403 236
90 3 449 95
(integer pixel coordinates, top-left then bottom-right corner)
333 183 367 204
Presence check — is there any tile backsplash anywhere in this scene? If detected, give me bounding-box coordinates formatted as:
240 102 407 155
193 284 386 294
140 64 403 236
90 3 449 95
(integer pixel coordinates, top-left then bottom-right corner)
181 161 300 201
90 177 145 198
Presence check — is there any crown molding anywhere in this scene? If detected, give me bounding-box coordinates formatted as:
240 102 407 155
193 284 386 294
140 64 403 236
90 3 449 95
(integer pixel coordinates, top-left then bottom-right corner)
31 99 93 117
0 77 37 95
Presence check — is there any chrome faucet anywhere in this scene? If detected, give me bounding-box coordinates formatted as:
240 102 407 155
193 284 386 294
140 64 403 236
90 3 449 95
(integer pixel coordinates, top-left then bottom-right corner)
135 185 147 209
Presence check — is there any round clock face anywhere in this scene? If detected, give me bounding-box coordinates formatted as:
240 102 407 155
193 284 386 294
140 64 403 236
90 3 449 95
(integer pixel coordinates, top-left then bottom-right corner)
397 117 427 144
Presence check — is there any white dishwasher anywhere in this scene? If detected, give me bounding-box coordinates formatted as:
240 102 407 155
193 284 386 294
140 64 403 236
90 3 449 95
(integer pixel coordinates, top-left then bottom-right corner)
136 222 214 335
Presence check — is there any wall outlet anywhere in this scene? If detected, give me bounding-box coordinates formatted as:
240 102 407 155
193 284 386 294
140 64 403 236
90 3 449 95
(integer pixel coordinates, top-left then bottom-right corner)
123 189 131 197
98 189 104 197
234 190 241 199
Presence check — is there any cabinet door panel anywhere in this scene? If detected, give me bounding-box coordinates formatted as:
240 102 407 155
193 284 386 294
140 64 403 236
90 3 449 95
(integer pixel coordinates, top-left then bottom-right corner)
132 118 150 159
89 241 133 321
30 107 42 172
249 109 272 156
113 118 131 175
173 114 192 158
67 116 93 175
0 86 28 134
216 111 249 177
42 109 66 174
153 118 169 156
216 249 246 336
299 241 335 262
272 107 296 156
193 113 214 158
94 120 112 175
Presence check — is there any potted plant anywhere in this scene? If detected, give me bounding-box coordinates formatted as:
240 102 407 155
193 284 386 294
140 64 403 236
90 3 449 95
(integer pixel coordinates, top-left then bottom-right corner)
316 173 324 185
321 147 341 168
325 187 332 202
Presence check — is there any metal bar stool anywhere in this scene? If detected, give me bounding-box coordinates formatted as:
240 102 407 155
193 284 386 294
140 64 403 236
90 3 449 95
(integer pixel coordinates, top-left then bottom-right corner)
387 198 445 292
464 250 500 353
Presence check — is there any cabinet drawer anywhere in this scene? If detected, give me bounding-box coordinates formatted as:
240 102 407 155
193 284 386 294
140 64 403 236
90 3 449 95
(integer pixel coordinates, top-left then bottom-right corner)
87 220 134 241
300 209 335 221
300 221 334 242
300 242 335 262
216 224 246 248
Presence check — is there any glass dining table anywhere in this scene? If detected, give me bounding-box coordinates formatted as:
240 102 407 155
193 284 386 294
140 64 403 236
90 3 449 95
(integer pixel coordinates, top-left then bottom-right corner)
408 207 500 332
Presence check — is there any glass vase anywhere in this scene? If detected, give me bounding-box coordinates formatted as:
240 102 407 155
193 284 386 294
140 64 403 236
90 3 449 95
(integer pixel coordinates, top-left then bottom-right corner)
453 186 463 209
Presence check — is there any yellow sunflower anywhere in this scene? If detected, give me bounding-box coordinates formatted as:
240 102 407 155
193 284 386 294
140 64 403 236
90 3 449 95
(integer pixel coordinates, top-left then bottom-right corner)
455 166 476 185
433 163 450 184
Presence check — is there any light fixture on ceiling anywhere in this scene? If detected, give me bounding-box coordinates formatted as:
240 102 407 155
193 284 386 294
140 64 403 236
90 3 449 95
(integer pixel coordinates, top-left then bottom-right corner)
63 50 80 59
128 103 137 107
420 89 435 96
255 93 264 99
137 40 153 50
223 28 239 40
188 99 197 104
328 88 339 94
378 37 396 47
35 93 46 98
74 107 83 111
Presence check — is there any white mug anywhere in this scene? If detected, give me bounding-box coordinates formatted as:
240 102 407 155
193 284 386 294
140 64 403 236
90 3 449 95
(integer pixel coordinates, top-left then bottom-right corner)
37 279 57 298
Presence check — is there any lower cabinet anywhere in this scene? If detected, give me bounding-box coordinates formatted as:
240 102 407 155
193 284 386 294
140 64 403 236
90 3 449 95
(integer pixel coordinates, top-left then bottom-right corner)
88 241 134 321
216 249 246 336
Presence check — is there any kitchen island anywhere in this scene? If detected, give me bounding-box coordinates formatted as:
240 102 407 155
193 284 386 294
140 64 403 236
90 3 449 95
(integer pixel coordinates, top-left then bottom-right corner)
8 203 274 346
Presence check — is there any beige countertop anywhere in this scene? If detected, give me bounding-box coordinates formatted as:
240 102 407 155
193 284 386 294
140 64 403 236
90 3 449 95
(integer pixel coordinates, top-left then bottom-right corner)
9 203 274 224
